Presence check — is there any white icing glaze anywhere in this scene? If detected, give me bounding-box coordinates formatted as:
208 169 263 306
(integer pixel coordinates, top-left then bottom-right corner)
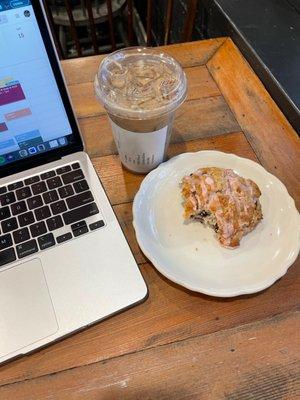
182 167 262 247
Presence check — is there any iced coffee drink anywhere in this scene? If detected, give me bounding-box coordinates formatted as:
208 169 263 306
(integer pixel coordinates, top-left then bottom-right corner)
94 47 187 173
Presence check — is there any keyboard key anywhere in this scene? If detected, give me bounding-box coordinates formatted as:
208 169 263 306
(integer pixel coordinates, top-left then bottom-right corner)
46 215 63 231
58 185 74 199
17 239 38 259
13 228 30 244
0 248 16 267
38 233 55 250
0 186 7 194
2 217 18 233
57 165 71 174
30 221 47 238
41 170 56 180
70 220 86 231
8 181 23 191
47 176 62 190
73 180 89 193
72 220 88 237
27 195 43 210
18 211 35 227
66 191 94 210
32 181 47 195
0 233 13 250
25 175 40 185
34 205 51 221
72 162 80 170
71 221 89 237
11 200 27 215
16 186 32 200
43 190 59 204
50 200 67 215
62 169 84 185
63 202 99 225
0 192 16 206
89 220 105 230
0 206 10 221
56 232 72 244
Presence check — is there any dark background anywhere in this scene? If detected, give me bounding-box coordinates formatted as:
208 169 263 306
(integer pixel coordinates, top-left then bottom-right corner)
147 0 300 133
47 0 300 133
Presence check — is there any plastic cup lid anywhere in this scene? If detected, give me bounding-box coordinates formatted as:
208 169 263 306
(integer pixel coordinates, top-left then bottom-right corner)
94 47 187 119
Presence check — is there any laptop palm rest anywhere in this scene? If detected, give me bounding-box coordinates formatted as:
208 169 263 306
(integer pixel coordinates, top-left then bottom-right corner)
0 259 58 358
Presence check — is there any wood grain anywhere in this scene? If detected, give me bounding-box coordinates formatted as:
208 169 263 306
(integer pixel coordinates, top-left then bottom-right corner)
112 131 258 264
0 133 264 384
2 38 299 398
1 311 299 399
93 132 256 206
2 132 299 388
0 262 298 388
79 96 240 158
68 65 221 119
114 202 146 264
207 38 300 208
61 38 226 85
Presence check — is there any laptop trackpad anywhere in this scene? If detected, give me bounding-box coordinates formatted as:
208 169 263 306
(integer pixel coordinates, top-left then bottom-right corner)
0 259 58 358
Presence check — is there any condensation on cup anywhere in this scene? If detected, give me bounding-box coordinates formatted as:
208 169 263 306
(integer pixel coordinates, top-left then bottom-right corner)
94 47 187 174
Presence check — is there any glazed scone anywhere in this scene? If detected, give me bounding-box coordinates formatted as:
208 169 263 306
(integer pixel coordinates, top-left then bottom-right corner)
181 167 263 248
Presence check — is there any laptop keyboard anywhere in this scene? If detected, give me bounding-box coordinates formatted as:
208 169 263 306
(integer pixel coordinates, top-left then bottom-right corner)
0 162 105 267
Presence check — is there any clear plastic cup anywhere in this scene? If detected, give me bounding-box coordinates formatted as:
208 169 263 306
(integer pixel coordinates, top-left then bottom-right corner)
94 47 187 173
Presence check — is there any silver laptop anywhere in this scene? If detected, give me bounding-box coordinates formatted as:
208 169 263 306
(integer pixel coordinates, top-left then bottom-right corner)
0 0 147 364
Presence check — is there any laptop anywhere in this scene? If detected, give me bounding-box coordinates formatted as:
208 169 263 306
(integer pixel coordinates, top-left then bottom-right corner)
0 0 147 364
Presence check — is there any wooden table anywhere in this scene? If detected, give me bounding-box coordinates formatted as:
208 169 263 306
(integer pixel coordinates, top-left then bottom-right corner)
1 38 299 399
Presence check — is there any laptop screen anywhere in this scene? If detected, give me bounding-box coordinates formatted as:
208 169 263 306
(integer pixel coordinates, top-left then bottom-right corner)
0 0 75 168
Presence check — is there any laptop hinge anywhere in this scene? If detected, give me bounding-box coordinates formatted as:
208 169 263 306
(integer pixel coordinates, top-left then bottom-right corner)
0 154 62 179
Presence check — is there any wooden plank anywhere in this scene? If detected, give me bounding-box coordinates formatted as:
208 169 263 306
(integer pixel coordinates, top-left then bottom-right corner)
0 262 298 388
1 311 299 399
3 38 299 397
0 132 278 387
186 66 221 100
114 203 146 265
68 81 104 118
93 132 256 206
61 38 226 85
79 96 240 158
173 96 239 140
207 38 300 208
96 132 258 265
68 65 221 119
62 54 105 86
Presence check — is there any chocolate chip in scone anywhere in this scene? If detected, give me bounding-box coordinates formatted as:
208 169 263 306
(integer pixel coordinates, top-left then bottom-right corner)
199 210 211 218
193 215 204 222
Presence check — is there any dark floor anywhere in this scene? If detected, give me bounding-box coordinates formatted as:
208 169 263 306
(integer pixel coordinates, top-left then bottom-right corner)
202 0 300 134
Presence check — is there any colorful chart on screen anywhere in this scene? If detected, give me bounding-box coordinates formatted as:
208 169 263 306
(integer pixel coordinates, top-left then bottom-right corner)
0 0 73 166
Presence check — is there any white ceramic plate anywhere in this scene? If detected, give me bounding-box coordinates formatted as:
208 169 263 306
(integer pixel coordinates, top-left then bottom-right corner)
133 151 300 297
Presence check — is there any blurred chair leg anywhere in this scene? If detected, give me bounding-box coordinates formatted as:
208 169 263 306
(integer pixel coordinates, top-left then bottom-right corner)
59 25 67 57
182 0 199 43
164 0 174 45
199 1 208 38
146 0 153 46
